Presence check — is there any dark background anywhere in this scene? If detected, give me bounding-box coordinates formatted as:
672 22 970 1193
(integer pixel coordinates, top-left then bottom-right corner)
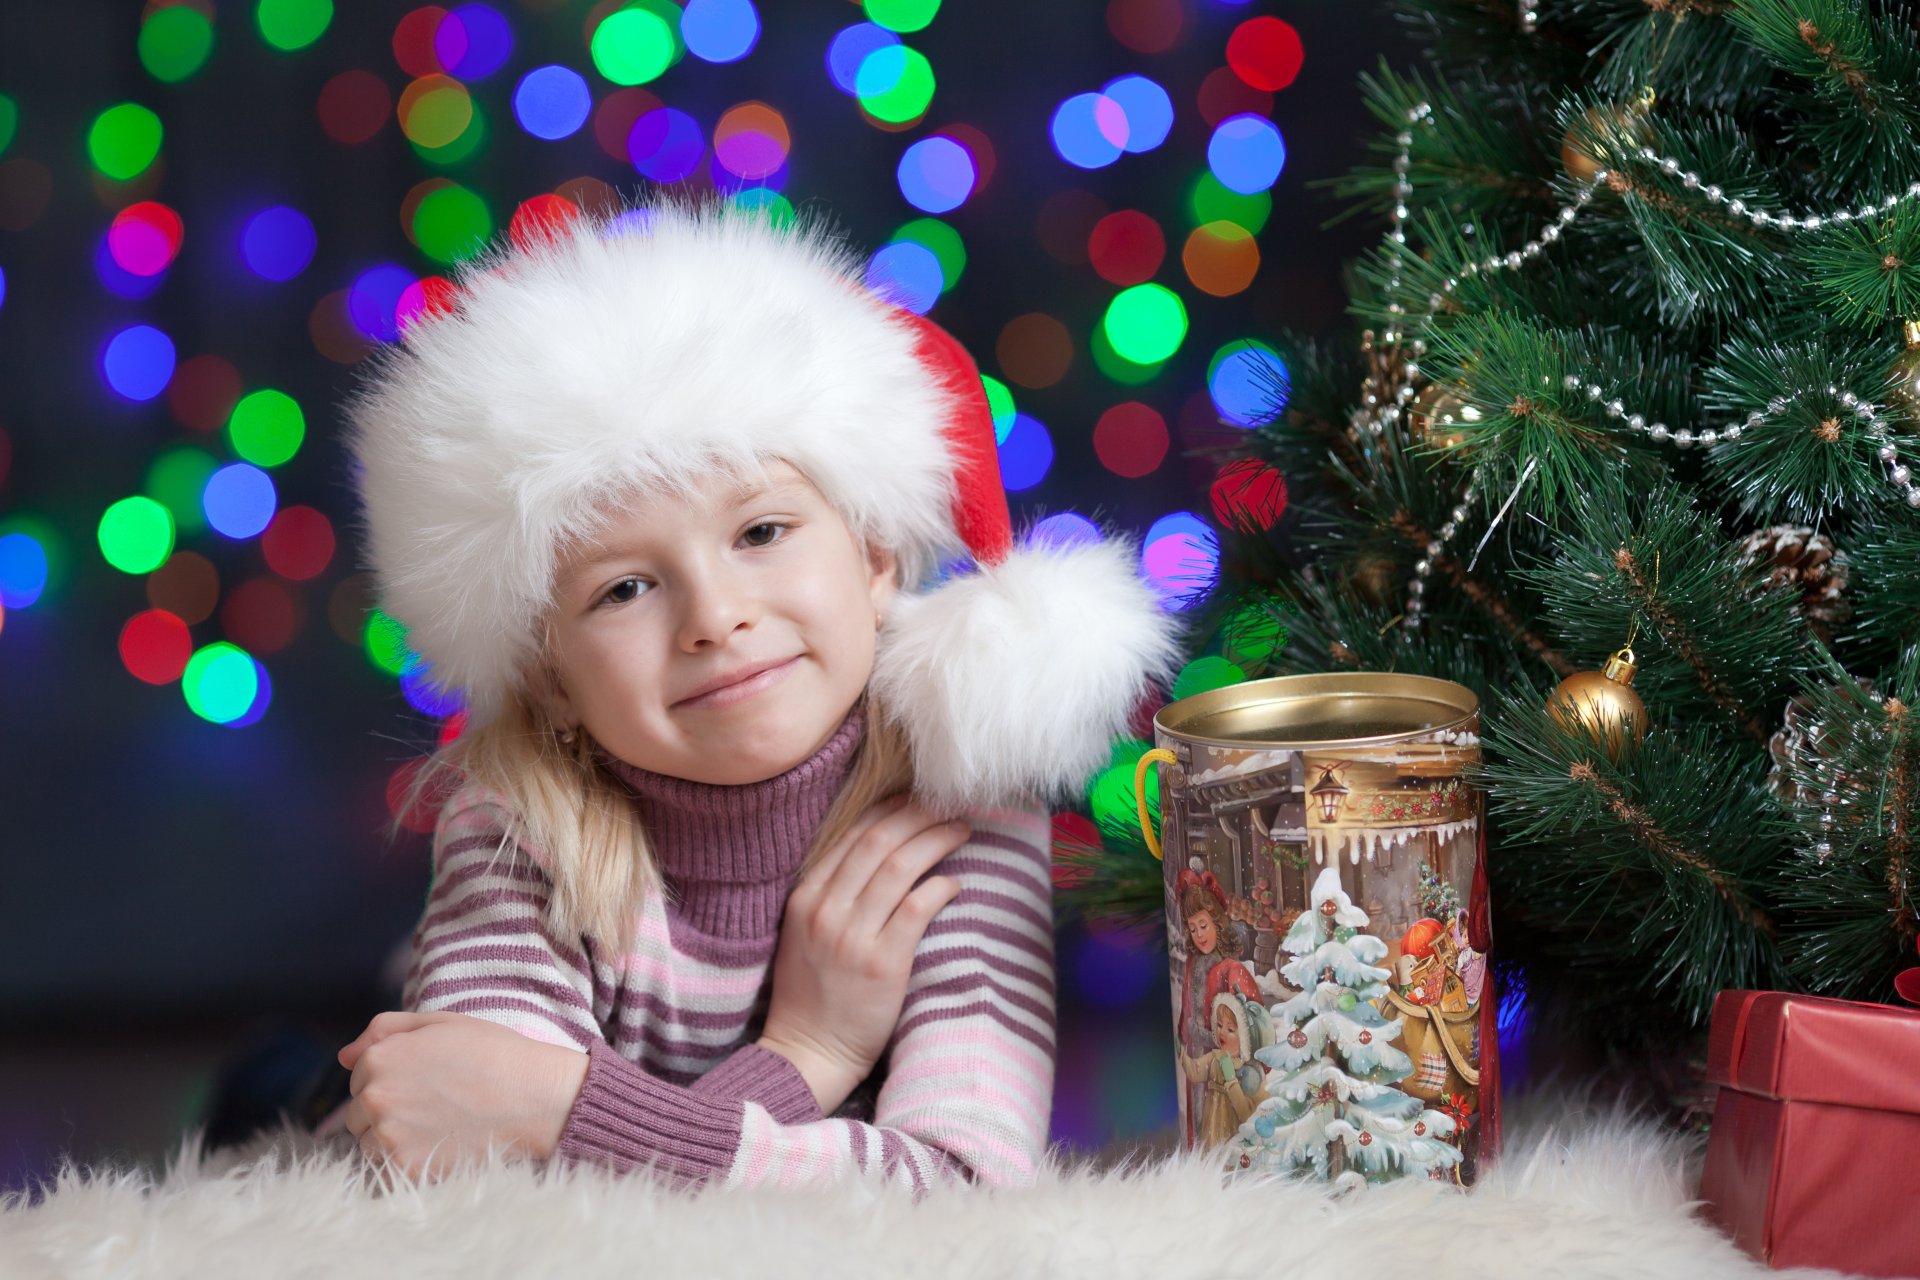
0 0 1410 1191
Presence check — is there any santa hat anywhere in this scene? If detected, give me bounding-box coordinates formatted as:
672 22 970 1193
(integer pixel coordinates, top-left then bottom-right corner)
344 194 1182 808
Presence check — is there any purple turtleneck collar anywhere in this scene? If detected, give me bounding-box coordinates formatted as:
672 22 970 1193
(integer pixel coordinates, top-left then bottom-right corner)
601 702 865 938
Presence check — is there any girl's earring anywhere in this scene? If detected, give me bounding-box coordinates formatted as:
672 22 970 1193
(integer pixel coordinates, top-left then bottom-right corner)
558 726 578 746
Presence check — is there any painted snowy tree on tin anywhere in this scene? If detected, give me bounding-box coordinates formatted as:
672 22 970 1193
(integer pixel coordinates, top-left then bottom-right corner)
1231 865 1462 1189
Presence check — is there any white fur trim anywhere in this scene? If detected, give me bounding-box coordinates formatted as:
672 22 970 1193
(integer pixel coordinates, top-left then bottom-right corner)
872 535 1184 810
345 196 960 724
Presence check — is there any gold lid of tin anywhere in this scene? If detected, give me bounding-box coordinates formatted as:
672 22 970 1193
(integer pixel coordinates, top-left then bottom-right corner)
1154 672 1479 749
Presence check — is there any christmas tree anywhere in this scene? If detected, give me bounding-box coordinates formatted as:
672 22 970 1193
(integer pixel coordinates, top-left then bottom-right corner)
1233 866 1462 1187
1200 0 1920 1053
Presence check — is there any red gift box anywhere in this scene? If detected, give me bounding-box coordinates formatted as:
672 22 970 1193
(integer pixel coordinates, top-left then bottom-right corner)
1699 990 1920 1277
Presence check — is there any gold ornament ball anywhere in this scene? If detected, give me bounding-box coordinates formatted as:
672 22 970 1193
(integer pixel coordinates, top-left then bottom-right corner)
1560 103 1649 185
1408 384 1481 449
1890 320 1920 422
1547 648 1649 761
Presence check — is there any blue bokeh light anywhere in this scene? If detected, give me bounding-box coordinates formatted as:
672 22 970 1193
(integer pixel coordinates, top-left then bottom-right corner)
102 324 177 401
402 664 467 717
896 135 975 214
226 659 274 729
998 413 1054 491
628 108 706 182
1209 342 1291 426
0 532 49 607
1208 113 1287 193
1071 925 1164 1008
826 23 899 96
436 4 514 80
203 463 278 540
1102 75 1173 154
865 241 943 314
348 264 417 343
1030 512 1101 551
95 234 166 301
241 206 317 282
1051 92 1129 169
1141 511 1221 611
513 66 592 140
682 0 760 63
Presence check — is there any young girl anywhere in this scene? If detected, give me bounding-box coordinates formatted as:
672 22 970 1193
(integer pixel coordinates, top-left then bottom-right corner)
1172 866 1257 1145
325 194 1180 1194
1177 993 1270 1147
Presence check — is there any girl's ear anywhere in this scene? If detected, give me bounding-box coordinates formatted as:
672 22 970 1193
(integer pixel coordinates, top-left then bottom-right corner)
524 653 579 736
866 540 900 617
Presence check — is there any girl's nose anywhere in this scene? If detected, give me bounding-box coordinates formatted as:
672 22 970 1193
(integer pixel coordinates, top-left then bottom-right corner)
675 563 760 650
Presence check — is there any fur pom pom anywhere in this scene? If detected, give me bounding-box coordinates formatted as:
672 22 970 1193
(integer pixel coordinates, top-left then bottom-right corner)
871 534 1185 811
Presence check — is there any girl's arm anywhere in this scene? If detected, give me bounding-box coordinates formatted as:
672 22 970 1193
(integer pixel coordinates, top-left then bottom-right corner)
555 801 1058 1195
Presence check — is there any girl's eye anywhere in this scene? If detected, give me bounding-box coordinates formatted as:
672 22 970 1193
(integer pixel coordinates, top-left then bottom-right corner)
601 578 648 607
741 522 787 548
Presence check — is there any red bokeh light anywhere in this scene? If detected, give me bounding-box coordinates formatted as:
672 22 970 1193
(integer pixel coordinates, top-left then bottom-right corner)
1093 402 1170 478
262 505 337 581
119 609 193 685
1087 210 1166 287
1209 457 1288 534
1227 17 1305 93
318 70 394 146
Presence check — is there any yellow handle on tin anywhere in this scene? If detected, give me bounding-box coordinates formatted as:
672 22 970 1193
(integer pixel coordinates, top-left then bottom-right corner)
1134 748 1177 861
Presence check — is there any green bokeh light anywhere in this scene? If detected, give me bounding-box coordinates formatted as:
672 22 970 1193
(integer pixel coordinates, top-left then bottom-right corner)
865 0 941 33
414 183 493 263
1220 602 1285 667
892 217 964 291
98 496 176 575
728 188 796 224
1103 284 1188 366
1190 172 1273 235
140 7 215 82
980 374 1015 440
855 46 934 123
1172 655 1245 702
364 609 415 676
410 100 487 166
228 389 305 468
1086 737 1159 837
183 642 259 723
257 0 333 51
88 104 164 181
592 7 679 85
1090 321 1165 386
0 96 16 156
145 448 219 534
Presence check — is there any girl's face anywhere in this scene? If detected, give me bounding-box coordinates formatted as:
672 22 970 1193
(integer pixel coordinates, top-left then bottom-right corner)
544 460 897 785
1188 909 1218 955
1212 1003 1241 1052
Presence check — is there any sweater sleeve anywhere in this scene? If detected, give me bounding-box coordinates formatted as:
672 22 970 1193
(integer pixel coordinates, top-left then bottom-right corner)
402 789 824 1126
553 801 1059 1195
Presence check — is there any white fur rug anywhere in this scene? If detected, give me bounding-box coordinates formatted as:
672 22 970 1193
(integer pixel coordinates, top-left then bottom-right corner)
1 1095 1852 1280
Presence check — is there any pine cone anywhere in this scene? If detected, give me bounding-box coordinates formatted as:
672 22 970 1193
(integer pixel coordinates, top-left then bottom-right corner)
1738 525 1850 640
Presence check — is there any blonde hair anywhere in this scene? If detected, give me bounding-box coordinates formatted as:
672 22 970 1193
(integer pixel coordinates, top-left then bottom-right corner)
398 679 916 955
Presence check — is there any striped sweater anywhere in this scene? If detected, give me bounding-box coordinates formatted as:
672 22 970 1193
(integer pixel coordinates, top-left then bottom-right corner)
400 706 1057 1194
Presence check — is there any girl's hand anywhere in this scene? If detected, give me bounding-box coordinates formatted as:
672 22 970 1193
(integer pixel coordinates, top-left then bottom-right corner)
758 796 968 1114
334 1010 591 1181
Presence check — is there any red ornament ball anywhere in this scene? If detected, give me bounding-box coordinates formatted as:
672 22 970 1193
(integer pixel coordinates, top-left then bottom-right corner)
1358 1130 1373 1147
1288 1028 1308 1049
1358 1029 1372 1045
1210 457 1287 534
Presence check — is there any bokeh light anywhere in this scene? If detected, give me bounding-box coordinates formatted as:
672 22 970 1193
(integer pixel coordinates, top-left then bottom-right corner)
1208 113 1286 193
628 107 705 181
88 104 164 181
1093 402 1168 478
508 194 578 250
1208 339 1289 426
0 95 15 155
98 497 176 575
997 413 1053 491
435 4 513 80
228 389 305 468
181 641 259 724
1030 511 1101 551
714 102 789 180
397 275 462 330
1172 654 1244 701
1088 210 1164 286
227 660 274 729
399 75 473 149
412 182 492 262
262 506 336 580
866 240 942 314
1103 283 1188 365
222 575 300 655
1197 65 1272 128
364 608 415 676
981 374 1015 443
108 202 184 277
147 550 220 623
349 263 417 342
0 529 49 607
119 609 193 684
891 217 964 293
855 45 935 125
996 312 1073 389
896 135 974 213
1107 0 1183 54
402 664 465 716
102 325 177 401
1191 171 1272 234
203 462 277 539
1183 221 1260 296
257 0 334 52
682 0 760 63
140 8 216 83
866 0 940 33
393 7 447 78
318 70 391 144
1051 92 1128 169
1102 74 1173 153
826 23 898 96
514 65 592 140
146 448 220 534
1209 456 1287 533
1227 16 1304 92
241 206 317 281
1140 511 1219 610
592 6 680 86
167 355 242 432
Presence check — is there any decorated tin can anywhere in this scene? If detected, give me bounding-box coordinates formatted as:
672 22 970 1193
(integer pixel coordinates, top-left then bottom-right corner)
1134 672 1495 1188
